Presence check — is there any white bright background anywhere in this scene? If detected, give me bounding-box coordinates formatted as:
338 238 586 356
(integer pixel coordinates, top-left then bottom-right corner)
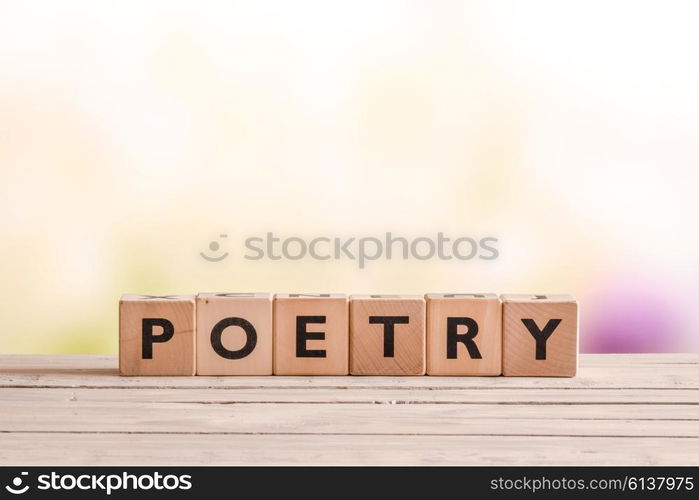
1 1 697 353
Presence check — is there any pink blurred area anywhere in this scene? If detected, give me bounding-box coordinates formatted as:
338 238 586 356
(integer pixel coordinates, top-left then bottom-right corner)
582 274 690 353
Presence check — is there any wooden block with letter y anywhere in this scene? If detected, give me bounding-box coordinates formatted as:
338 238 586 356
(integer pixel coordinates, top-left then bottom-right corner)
273 294 349 375
196 293 272 375
426 293 502 376
119 294 195 376
350 295 426 375
502 294 578 377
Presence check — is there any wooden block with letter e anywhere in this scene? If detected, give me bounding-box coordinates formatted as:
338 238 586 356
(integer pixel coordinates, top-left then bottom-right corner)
425 293 502 376
119 294 195 376
196 293 272 375
350 295 426 376
273 294 349 375
501 294 578 377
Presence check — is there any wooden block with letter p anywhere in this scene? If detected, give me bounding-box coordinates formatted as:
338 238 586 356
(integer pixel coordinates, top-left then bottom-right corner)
273 294 349 375
502 294 578 377
196 292 272 375
119 294 195 376
425 293 502 376
350 295 426 375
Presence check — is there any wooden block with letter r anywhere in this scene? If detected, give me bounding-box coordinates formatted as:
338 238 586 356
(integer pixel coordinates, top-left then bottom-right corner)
273 294 349 375
350 295 426 375
501 294 578 377
196 292 272 375
425 293 502 376
119 294 195 376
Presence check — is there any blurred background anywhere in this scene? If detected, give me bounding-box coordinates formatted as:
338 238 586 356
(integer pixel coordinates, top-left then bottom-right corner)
1 1 697 354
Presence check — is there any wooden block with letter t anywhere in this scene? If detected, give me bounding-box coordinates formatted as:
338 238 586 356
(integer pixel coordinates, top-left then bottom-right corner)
273 294 349 375
425 293 502 376
119 294 195 376
502 294 578 377
196 293 272 375
350 295 426 375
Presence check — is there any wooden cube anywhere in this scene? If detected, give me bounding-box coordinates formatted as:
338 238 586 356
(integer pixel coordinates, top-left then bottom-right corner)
196 293 272 375
426 293 502 376
119 294 195 376
501 294 578 377
273 294 349 375
350 295 425 375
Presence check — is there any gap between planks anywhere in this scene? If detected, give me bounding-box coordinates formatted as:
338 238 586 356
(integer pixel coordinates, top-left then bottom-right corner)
2 387 698 403
3 430 699 439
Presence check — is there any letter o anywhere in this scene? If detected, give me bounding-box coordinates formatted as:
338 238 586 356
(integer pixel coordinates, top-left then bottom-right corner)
282 237 307 260
452 237 478 259
211 317 257 360
410 237 436 260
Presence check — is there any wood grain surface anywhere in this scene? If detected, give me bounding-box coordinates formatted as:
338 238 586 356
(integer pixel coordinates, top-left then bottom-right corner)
426 293 502 375
273 294 349 375
1 354 697 465
502 294 578 377
119 294 196 376
196 293 272 375
350 295 426 375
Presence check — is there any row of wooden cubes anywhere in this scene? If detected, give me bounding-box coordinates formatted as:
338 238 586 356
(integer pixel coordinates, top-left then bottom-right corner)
119 293 578 377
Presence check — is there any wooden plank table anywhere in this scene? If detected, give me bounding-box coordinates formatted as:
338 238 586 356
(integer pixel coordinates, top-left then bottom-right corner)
1 354 697 465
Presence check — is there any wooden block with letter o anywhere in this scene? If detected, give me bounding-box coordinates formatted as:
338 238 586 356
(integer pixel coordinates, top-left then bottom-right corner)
350 295 426 375
196 293 272 375
119 294 195 376
426 293 502 376
273 294 349 375
502 294 578 377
